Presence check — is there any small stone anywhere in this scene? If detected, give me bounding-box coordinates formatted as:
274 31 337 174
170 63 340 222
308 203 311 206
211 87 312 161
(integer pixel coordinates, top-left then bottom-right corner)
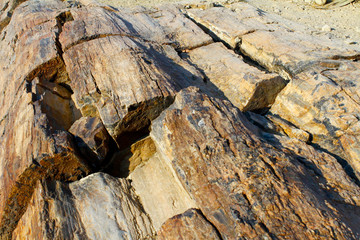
322 24 331 32
315 0 327 5
345 39 357 45
274 8 281 13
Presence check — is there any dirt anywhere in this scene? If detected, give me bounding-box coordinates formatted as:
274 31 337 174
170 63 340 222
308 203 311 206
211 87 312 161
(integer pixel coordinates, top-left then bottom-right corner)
98 0 360 47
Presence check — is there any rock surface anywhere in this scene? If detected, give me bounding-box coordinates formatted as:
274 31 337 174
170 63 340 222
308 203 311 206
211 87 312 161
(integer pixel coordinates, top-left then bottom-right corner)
0 0 360 239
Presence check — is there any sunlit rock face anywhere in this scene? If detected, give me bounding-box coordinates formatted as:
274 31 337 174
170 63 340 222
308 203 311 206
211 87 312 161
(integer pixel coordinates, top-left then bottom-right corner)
0 0 360 239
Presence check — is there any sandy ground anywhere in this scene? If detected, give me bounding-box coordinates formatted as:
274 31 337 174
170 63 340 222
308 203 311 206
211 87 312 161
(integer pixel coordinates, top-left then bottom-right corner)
97 0 360 46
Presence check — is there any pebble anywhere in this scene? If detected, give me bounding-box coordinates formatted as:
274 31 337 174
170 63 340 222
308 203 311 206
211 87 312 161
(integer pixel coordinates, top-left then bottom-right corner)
314 0 326 5
274 8 281 13
345 39 357 45
322 24 331 32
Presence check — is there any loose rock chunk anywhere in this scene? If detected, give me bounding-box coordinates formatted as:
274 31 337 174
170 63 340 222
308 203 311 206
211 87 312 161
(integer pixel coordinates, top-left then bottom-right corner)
185 42 287 111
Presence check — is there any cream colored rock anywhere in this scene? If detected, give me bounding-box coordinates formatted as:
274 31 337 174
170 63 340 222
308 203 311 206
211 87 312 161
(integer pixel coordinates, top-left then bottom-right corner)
185 4 360 79
129 152 197 230
185 42 287 111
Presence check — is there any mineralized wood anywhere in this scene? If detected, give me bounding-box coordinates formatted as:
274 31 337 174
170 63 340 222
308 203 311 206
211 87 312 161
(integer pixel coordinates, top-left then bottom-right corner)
12 173 155 239
1 0 360 239
129 152 197 230
150 87 360 239
60 4 212 51
185 42 287 111
69 116 111 168
185 3 360 79
63 35 202 145
157 209 221 240
270 62 360 179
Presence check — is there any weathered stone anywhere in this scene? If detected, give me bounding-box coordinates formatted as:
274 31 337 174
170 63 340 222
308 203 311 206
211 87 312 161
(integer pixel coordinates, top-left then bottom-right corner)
129 151 197 230
63 35 202 146
12 173 155 240
69 116 111 168
2 1 360 239
60 4 212 51
185 3 360 79
150 87 360 239
157 209 221 240
270 63 360 178
185 42 287 111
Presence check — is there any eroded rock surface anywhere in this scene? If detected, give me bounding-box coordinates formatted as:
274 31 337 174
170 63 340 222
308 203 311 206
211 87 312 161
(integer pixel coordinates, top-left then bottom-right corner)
1 0 360 239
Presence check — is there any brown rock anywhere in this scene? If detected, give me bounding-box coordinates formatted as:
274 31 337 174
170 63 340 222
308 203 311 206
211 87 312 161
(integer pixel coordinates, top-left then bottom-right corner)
150 87 360 239
63 35 202 146
270 63 360 178
157 209 221 240
69 116 111 168
185 42 287 111
60 4 212 51
2 1 360 239
129 151 197 229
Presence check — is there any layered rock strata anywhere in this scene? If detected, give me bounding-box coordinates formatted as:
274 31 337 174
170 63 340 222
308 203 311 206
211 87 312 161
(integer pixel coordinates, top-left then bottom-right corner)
0 0 359 239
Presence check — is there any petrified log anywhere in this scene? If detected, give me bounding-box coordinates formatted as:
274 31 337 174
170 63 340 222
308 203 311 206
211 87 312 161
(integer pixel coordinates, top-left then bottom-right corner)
1 0 360 239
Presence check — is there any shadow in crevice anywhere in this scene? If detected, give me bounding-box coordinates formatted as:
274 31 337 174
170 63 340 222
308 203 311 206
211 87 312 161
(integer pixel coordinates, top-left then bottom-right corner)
101 128 151 178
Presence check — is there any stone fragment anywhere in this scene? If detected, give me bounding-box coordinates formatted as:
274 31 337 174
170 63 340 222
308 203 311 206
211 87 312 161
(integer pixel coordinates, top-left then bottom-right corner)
12 173 155 240
129 152 197 230
150 87 360 239
157 209 221 240
185 42 287 111
63 35 202 146
69 116 111 168
270 64 360 178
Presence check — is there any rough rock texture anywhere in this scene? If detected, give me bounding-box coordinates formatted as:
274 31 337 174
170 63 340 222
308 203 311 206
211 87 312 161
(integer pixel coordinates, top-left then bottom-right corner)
69 116 111 168
157 209 221 240
150 87 360 239
1 0 360 239
12 173 155 239
184 42 287 111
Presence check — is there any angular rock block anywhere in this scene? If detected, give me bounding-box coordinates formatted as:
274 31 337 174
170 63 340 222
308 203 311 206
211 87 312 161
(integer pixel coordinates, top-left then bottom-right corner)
270 62 360 179
69 116 111 168
129 151 197 230
63 35 202 145
185 42 287 111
